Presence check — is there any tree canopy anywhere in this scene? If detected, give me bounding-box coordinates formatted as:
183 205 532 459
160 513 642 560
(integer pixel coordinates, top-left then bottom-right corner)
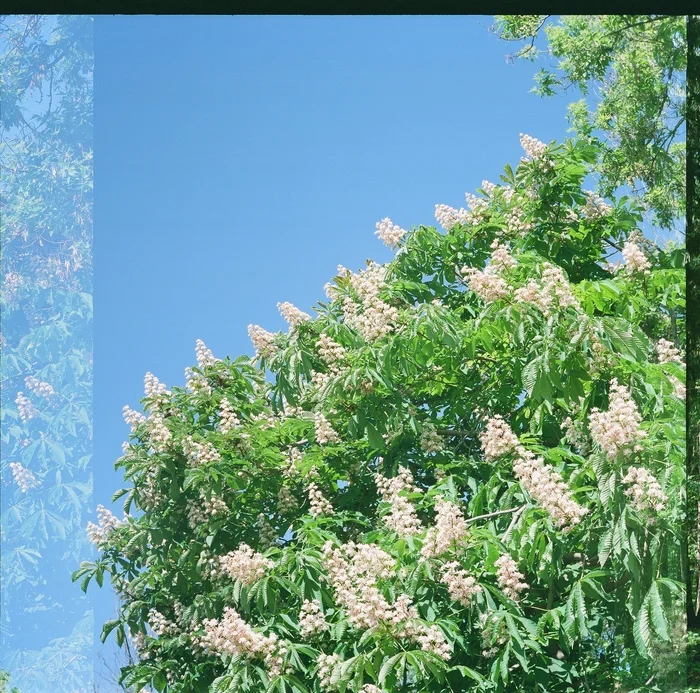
78 135 685 693
493 15 686 230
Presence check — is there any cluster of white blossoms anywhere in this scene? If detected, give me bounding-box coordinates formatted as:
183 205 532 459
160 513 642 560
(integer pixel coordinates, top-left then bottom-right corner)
481 180 497 196
461 240 516 303
421 497 468 558
479 415 521 461
589 379 646 459
314 412 341 445
479 612 508 658
256 512 278 549
341 263 398 342
495 553 529 601
218 543 273 585
656 338 683 364
247 324 279 359
122 405 146 431
317 333 347 369
182 436 221 467
321 541 451 659
15 392 37 422
440 561 481 607
512 448 587 529
481 416 585 527
200 607 287 679
669 375 686 400
375 217 406 248
622 466 668 514
298 599 329 637
147 410 172 453
434 203 470 231
86 504 123 547
186 491 228 530
195 338 217 368
621 240 652 275
144 372 170 399
514 263 580 316
464 192 490 224
9 462 40 492
284 447 303 479
374 466 422 537
148 608 179 637
184 366 212 397
359 686 383 693
218 397 241 434
278 301 311 330
308 481 335 517
420 422 444 454
582 191 613 219
24 375 55 398
504 206 534 235
519 133 552 170
277 485 297 513
317 653 343 691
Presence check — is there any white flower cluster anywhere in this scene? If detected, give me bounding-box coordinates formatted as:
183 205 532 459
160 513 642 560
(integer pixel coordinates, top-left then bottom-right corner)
284 447 303 478
9 462 40 492
440 561 481 607
504 206 533 235
621 240 652 275
480 612 508 658
342 263 398 342
182 436 221 467
656 338 683 364
359 686 383 693
308 481 334 517
86 504 122 547
314 412 341 445
461 240 515 303
495 553 529 601
317 653 343 691
512 448 587 529
481 180 497 196
24 375 55 398
200 607 287 678
519 133 551 169
278 301 311 329
277 485 297 513
195 338 217 368
481 416 586 527
420 422 444 453
248 324 279 359
622 466 667 514
669 375 686 400
218 397 241 434
148 608 179 637
317 333 347 368
311 370 332 391
375 217 406 248
589 379 646 459
374 466 422 537
513 263 580 316
147 411 172 453
15 392 37 422
298 599 329 637
479 415 521 461
123 405 146 431
185 366 212 397
434 203 470 231
421 497 469 558
218 543 273 585
321 541 451 659
256 513 278 548
464 192 489 224
582 191 613 219
144 372 170 398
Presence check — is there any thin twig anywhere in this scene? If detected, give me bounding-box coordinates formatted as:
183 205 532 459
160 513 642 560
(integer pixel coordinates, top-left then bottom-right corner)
466 505 526 525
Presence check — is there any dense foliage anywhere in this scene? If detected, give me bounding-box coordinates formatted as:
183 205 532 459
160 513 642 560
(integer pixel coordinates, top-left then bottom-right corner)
0 14 94 691
493 15 686 230
78 135 685 692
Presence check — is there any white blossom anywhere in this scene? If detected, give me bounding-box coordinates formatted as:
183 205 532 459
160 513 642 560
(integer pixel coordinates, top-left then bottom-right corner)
495 553 528 601
375 217 406 248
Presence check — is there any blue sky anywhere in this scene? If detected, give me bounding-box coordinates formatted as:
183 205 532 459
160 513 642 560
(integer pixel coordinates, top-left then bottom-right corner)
92 14 571 682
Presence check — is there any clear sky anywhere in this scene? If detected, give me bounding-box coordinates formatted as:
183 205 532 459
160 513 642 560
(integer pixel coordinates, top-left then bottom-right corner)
92 14 571 683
